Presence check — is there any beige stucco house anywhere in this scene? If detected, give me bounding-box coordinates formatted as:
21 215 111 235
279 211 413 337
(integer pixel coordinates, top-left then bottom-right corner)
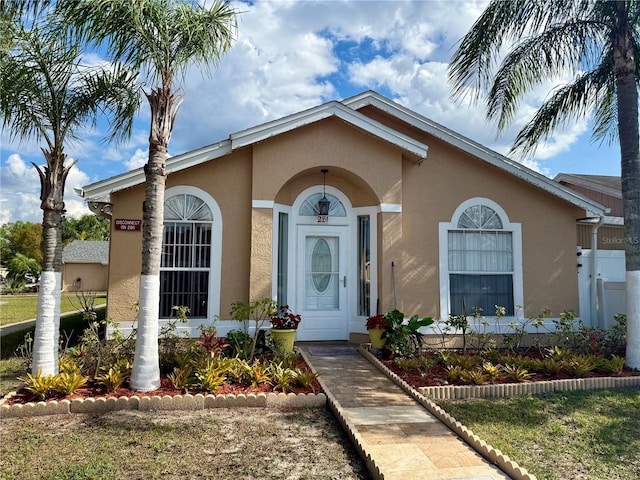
61 240 109 292
79 91 607 341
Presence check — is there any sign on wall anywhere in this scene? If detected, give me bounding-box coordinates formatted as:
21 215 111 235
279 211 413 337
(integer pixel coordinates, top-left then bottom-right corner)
115 219 142 231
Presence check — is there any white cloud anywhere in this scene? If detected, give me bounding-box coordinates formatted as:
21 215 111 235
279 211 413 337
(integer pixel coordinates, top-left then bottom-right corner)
0 154 93 224
1 0 613 225
124 149 149 171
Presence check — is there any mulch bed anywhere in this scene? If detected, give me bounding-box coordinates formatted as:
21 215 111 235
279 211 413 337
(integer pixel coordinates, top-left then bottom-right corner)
378 351 640 390
4 357 322 405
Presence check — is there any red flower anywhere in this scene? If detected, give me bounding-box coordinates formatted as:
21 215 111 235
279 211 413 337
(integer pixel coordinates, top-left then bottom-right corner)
270 305 302 330
366 315 387 330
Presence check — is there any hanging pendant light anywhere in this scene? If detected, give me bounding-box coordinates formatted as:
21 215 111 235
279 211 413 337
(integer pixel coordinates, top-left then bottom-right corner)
317 169 331 216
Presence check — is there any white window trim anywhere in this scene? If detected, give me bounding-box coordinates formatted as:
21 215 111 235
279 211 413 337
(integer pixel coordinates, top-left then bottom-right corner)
439 197 523 321
163 185 223 321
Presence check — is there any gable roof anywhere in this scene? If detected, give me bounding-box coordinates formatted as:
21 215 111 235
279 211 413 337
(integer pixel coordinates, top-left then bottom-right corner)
77 91 606 217
554 173 622 198
77 99 428 202
343 91 607 217
63 241 109 265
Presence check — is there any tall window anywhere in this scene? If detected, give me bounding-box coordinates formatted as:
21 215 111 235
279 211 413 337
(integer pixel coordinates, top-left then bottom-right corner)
440 200 522 317
160 193 213 318
277 212 288 306
357 215 370 316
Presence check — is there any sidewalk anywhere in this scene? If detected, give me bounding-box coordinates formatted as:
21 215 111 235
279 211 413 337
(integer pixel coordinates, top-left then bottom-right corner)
300 343 512 480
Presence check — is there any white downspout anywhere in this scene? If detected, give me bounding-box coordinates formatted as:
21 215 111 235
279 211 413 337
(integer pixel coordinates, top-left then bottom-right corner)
590 216 605 327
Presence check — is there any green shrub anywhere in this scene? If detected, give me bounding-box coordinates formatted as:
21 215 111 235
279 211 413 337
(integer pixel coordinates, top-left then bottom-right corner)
55 371 87 395
18 369 58 400
597 355 626 374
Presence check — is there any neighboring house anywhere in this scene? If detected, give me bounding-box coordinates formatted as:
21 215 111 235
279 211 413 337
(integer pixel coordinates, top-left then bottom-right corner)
78 91 606 341
62 240 109 292
554 173 626 328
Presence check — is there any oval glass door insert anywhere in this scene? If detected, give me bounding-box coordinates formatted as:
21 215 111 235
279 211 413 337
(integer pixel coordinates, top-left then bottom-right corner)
311 238 332 293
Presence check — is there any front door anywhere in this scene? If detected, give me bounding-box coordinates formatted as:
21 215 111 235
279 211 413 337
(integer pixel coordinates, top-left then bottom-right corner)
295 225 347 340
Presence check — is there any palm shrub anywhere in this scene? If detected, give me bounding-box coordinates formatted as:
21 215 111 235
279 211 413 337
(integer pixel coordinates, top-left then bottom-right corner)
383 309 434 358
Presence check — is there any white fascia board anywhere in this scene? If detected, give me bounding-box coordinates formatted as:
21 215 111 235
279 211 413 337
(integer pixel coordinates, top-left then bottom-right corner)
344 91 607 217
80 140 232 202
579 216 624 226
553 173 622 198
230 101 428 159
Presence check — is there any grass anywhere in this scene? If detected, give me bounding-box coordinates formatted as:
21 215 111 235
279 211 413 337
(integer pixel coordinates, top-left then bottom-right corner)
438 388 640 480
0 292 106 326
0 408 370 480
0 308 105 360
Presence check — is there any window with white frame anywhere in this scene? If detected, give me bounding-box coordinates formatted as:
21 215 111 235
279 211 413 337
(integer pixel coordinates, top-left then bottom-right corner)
160 192 213 318
440 199 522 317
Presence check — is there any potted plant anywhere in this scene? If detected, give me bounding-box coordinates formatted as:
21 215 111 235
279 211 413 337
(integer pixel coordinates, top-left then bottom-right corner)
366 314 388 349
269 305 302 354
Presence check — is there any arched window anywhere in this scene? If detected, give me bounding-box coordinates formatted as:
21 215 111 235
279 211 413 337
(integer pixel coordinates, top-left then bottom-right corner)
439 198 522 317
160 188 220 319
298 193 346 217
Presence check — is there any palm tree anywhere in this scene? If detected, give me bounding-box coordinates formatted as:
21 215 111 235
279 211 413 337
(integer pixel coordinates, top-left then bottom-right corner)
0 22 139 375
449 0 640 368
58 0 237 391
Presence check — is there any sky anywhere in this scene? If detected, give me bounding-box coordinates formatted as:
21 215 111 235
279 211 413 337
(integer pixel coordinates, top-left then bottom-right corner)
0 0 623 225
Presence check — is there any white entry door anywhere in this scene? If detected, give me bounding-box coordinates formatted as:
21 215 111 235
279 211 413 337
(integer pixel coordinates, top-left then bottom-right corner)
295 226 348 340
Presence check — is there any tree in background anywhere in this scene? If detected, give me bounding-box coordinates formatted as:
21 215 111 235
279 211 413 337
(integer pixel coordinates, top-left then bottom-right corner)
59 0 237 391
0 11 139 375
449 0 640 368
62 214 110 245
0 221 43 266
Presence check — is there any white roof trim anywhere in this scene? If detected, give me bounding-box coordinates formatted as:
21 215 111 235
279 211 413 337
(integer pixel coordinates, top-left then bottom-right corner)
230 101 428 158
554 173 622 198
79 100 427 203
579 216 624 226
343 91 607 217
79 140 233 201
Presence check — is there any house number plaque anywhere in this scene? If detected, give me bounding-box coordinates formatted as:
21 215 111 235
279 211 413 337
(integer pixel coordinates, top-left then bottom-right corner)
316 214 329 224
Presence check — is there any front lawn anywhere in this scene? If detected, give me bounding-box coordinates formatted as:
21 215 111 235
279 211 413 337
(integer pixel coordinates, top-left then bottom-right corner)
438 388 640 480
0 408 370 480
0 292 106 326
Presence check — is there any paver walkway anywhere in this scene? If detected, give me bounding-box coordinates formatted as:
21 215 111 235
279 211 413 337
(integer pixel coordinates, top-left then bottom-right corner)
300 343 512 480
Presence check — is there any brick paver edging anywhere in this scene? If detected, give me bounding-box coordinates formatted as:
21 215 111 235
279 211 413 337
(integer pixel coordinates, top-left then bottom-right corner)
298 349 385 480
359 346 537 480
0 391 326 419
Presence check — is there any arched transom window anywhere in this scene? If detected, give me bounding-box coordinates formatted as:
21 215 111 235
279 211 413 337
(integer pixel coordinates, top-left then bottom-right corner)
160 193 213 318
445 201 518 316
298 193 346 217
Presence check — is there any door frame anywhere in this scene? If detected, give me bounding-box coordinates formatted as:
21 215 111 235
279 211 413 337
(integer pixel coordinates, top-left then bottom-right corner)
272 185 379 340
295 225 348 341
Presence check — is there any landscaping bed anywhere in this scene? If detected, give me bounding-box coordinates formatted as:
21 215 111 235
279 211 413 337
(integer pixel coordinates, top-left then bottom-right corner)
377 348 640 390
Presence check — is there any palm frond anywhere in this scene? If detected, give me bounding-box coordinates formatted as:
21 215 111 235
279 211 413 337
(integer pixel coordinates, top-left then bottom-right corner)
449 0 591 102
56 0 237 89
487 19 607 130
510 61 614 156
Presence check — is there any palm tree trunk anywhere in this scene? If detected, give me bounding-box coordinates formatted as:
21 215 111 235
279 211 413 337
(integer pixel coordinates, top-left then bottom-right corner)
31 152 71 375
613 25 640 369
130 87 180 391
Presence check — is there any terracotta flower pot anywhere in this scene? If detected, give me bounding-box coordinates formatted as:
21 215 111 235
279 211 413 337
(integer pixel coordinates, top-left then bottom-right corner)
270 328 297 354
368 328 386 349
